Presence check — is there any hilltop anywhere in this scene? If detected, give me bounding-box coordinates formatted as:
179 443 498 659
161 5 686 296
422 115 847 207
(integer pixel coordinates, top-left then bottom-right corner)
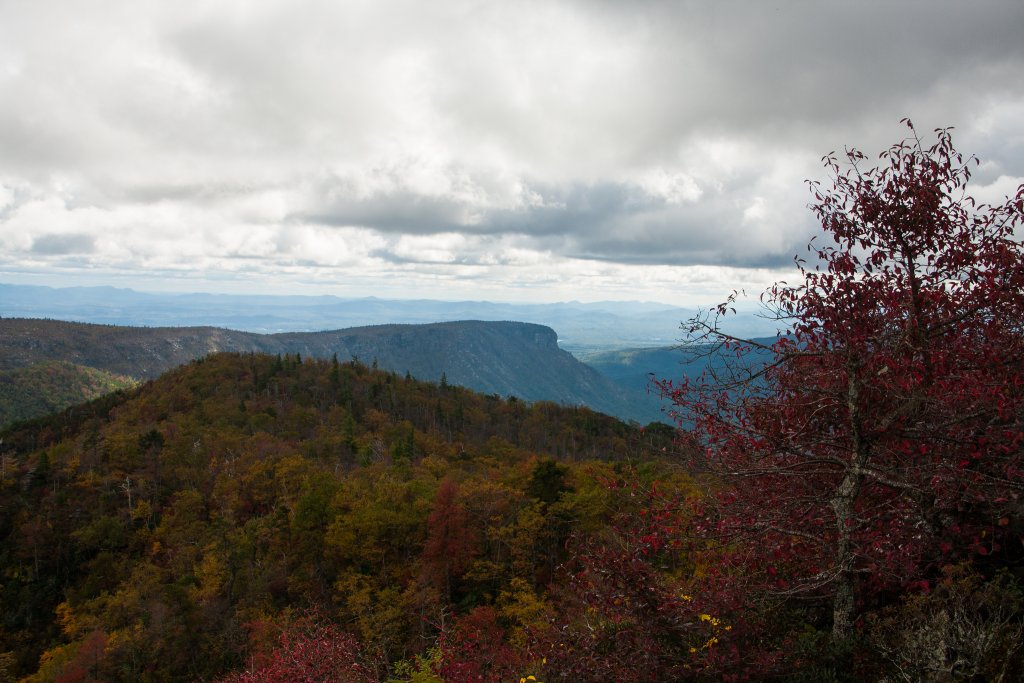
0 351 683 680
0 318 661 426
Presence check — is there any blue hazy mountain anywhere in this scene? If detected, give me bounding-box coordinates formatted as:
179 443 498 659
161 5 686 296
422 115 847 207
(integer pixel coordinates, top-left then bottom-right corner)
0 283 780 353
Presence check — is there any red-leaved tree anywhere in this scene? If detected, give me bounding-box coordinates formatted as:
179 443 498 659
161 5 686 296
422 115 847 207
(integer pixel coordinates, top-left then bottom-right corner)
214 616 376 683
659 122 1024 641
435 606 527 683
526 501 751 682
421 478 479 605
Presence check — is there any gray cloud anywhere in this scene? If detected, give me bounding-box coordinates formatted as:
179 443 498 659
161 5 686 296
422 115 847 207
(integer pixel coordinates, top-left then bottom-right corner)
294 169 813 268
31 233 96 255
0 0 1021 302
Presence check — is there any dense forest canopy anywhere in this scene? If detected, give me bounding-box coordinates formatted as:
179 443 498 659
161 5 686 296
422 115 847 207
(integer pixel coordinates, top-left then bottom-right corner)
0 361 137 428
0 351 684 681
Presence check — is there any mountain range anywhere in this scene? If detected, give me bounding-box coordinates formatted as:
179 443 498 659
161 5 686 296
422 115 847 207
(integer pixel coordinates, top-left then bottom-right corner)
0 282 780 353
0 318 668 427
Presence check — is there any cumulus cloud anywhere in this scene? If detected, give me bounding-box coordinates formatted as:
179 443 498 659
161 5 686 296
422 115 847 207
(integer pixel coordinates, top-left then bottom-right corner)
0 0 1021 303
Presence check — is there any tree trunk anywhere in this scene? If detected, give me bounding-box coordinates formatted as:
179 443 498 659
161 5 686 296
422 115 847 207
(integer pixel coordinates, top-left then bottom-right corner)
832 568 855 641
831 362 866 641
830 470 858 641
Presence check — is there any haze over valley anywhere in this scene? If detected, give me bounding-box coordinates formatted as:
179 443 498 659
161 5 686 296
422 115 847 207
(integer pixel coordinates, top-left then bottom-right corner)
0 282 779 353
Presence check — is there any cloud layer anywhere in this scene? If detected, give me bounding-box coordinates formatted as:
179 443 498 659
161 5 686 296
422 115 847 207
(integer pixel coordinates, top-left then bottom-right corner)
1 0 1022 303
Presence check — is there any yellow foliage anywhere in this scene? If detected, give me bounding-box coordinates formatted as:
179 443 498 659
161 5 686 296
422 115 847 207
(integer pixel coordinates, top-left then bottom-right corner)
193 544 228 603
55 601 100 639
497 578 554 648
130 497 152 522
0 651 14 683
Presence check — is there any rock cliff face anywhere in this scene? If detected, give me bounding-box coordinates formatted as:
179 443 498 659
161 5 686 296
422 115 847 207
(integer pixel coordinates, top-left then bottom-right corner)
0 318 650 424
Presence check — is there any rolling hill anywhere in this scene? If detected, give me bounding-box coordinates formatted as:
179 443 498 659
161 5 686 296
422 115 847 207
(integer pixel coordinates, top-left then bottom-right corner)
0 351 684 681
0 361 136 427
0 318 659 426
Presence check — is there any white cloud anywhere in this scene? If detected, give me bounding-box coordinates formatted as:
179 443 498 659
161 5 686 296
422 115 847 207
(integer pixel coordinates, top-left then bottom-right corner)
634 169 703 205
0 183 15 213
972 175 1024 207
0 0 1021 304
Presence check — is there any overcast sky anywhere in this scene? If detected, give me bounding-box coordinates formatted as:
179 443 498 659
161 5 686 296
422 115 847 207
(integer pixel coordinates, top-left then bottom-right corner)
1 0 1022 304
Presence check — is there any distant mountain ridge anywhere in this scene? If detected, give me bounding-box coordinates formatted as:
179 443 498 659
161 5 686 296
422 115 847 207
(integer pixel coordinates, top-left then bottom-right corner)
0 282 780 352
0 318 657 425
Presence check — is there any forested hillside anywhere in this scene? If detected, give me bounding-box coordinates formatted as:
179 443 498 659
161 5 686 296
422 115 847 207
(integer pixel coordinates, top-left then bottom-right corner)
0 319 656 425
0 352 685 681
0 361 137 428
578 339 777 423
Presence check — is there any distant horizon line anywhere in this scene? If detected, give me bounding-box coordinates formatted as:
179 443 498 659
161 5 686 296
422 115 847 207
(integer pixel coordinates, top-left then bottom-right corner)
0 278 770 309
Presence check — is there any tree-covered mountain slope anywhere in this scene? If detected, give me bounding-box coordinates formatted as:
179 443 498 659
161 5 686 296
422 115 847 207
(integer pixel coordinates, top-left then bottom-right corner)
0 361 137 428
578 339 778 424
0 352 684 681
0 318 657 425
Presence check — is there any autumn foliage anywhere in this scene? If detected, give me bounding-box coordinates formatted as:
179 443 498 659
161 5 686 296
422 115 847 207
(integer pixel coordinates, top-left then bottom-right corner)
216 615 375 683
657 122 1024 676
0 348 677 681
